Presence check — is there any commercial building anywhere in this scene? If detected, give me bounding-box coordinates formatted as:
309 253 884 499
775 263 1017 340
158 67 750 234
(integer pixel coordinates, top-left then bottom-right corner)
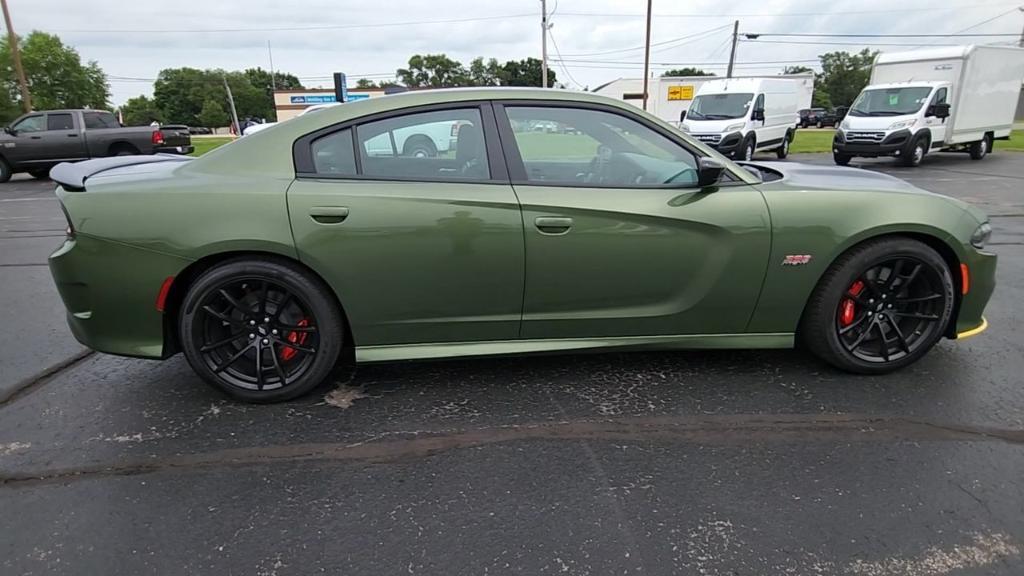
273 88 387 121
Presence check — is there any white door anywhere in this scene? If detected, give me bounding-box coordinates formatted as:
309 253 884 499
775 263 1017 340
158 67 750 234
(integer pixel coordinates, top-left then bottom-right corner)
925 87 948 147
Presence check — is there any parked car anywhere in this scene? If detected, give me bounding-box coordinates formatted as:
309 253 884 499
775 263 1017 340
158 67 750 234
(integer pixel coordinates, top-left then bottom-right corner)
798 107 826 128
188 126 212 135
48 88 995 402
0 109 191 182
156 124 195 155
812 107 848 128
835 45 1024 167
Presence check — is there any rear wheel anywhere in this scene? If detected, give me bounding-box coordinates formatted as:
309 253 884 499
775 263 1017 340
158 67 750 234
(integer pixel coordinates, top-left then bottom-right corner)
402 135 437 158
179 258 344 403
816 120 823 129
28 169 50 180
800 238 954 374
969 135 990 160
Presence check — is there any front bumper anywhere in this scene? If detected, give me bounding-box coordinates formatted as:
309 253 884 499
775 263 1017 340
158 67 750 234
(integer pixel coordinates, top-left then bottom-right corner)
833 129 911 157
954 248 997 338
691 132 744 158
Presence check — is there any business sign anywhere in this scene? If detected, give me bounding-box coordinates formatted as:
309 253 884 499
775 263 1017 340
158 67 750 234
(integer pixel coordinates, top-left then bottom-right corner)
667 85 694 101
289 93 371 104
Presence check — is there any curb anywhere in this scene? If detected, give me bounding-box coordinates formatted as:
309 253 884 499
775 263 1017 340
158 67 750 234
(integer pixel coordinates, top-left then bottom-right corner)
0 349 95 406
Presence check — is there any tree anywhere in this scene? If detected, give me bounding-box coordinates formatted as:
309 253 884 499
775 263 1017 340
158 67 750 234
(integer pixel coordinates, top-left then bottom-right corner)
497 58 554 87
355 78 378 89
781 65 813 75
816 49 877 107
197 98 228 129
468 57 502 86
153 67 282 125
397 54 470 88
244 67 303 92
661 68 714 77
119 95 163 126
0 31 110 120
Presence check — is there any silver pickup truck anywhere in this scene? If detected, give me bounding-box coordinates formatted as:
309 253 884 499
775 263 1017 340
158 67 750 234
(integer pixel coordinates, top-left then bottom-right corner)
0 109 193 183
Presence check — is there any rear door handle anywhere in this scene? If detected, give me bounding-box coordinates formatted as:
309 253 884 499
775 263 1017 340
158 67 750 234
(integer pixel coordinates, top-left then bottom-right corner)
309 206 349 224
534 216 573 235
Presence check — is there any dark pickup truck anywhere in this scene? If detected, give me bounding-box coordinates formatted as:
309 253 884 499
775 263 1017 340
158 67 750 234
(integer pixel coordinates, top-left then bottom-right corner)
0 109 193 182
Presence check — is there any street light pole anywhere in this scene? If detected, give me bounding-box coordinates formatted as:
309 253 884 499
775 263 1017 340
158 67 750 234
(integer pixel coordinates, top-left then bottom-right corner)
267 40 276 92
642 0 653 110
726 20 740 78
541 0 549 88
1 0 32 112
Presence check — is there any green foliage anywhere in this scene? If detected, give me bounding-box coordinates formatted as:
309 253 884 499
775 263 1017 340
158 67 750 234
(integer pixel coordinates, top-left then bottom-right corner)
197 98 229 129
119 95 163 126
354 78 400 89
396 54 555 88
782 65 813 75
244 67 303 92
661 68 714 77
153 68 284 125
0 31 110 121
816 49 877 107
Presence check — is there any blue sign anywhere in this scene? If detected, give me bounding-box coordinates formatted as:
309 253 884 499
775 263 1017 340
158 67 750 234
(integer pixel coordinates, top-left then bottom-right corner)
289 93 371 104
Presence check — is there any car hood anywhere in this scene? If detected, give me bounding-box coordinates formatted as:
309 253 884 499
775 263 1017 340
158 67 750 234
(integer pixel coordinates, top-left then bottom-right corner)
841 114 916 131
741 161 929 195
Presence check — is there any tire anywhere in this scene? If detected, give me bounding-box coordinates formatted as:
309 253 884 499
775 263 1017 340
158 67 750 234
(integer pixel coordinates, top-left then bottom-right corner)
816 121 823 129
28 169 50 180
833 152 851 166
900 136 928 167
402 136 437 158
179 258 345 403
800 237 955 374
969 135 990 160
776 132 791 159
741 136 755 161
0 158 11 183
109 145 139 157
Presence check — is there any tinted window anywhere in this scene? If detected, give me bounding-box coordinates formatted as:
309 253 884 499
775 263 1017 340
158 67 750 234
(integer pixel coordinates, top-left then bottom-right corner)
505 106 699 186
356 108 489 181
12 115 45 133
932 88 948 106
83 112 117 129
311 128 356 175
47 113 74 131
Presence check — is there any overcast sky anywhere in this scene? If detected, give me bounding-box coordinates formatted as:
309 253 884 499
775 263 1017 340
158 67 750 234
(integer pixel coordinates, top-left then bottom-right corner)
9 0 1023 104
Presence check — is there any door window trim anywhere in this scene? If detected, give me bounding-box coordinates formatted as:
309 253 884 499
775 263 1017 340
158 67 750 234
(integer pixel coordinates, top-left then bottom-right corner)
491 99 748 189
293 100 509 184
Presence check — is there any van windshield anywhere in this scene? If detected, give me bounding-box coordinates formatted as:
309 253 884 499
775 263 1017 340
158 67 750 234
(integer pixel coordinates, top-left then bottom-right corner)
848 87 933 117
687 93 754 120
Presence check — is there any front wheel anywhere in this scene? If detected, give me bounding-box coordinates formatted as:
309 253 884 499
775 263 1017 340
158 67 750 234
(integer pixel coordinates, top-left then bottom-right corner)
900 137 927 167
28 169 50 180
776 133 791 159
741 137 755 161
179 258 345 403
833 152 851 166
800 237 954 374
0 158 11 183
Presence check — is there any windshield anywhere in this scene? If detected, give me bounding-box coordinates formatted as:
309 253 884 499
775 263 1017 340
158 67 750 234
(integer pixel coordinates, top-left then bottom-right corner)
687 93 754 120
848 87 932 117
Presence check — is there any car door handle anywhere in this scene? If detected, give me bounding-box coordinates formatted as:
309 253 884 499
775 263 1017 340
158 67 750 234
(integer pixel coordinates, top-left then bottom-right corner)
29 135 41 140
67 133 79 138
534 216 573 235
309 206 349 224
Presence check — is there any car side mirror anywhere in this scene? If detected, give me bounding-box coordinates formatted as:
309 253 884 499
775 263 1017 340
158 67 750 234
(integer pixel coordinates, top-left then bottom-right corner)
679 110 687 122
928 102 950 119
697 157 726 188
752 109 765 122
3 126 14 136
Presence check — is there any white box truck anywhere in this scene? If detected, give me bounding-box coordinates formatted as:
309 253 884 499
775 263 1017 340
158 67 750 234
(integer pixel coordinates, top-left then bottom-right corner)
834 45 1024 167
678 78 801 161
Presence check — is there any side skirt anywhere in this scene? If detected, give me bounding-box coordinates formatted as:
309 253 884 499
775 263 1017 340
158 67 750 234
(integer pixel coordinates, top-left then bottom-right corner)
355 333 794 363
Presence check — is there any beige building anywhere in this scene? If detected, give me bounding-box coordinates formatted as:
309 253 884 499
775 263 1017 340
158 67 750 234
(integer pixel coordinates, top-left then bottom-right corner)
273 88 387 121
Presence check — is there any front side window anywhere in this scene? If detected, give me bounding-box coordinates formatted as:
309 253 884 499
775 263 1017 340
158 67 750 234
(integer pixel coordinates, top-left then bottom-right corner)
931 88 948 106
687 93 754 120
12 115 45 133
47 113 74 131
849 87 932 117
356 108 489 181
505 106 699 187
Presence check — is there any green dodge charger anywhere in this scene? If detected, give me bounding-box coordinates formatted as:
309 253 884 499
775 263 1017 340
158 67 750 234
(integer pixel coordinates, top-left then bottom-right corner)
48 88 995 402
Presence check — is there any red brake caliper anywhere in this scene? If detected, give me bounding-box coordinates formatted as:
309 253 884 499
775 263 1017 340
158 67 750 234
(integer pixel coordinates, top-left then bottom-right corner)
280 318 310 361
840 281 865 326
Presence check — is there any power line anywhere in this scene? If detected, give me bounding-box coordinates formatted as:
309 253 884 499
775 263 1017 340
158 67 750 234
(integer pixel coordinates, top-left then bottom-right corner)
554 2 1019 18
552 58 820 66
749 32 1021 38
558 24 730 58
912 5 1022 48
547 29 583 89
740 39 967 47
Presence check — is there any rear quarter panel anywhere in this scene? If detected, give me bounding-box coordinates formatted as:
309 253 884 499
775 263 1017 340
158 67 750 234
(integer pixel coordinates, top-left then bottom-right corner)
748 184 975 333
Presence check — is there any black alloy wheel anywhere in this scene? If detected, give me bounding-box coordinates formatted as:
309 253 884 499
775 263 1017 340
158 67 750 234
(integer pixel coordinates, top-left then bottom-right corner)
180 259 344 402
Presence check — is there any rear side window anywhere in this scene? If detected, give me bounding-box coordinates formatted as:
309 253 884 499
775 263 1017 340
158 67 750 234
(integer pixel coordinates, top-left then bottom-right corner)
311 128 356 176
47 113 74 131
355 108 489 181
84 112 119 129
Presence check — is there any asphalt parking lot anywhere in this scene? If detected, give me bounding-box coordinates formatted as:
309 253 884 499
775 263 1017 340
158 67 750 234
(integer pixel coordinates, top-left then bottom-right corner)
1 152 1023 575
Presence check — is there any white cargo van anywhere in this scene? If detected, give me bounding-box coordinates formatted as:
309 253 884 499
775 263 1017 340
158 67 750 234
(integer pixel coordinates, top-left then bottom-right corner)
679 78 800 160
834 45 1024 167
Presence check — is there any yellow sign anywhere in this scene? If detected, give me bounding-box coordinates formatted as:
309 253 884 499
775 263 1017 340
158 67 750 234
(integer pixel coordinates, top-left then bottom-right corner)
667 85 694 101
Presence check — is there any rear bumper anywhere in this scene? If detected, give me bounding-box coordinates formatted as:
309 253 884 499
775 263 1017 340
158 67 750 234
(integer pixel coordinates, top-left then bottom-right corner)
156 145 194 155
833 129 912 157
49 234 191 359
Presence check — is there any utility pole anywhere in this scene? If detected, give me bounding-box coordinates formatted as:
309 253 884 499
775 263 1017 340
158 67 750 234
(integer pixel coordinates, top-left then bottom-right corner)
267 40 276 91
1 0 31 112
223 76 241 137
641 0 653 110
541 0 549 88
726 20 740 78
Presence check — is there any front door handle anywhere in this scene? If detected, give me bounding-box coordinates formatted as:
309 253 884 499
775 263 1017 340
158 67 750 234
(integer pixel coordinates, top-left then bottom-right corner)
534 216 573 235
309 206 349 224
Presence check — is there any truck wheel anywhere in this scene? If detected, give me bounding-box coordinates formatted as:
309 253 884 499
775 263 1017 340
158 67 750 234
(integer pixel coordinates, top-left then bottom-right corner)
0 158 11 183
402 136 437 158
741 136 755 161
900 137 928 167
833 152 851 166
776 132 791 159
969 135 991 160
28 169 50 180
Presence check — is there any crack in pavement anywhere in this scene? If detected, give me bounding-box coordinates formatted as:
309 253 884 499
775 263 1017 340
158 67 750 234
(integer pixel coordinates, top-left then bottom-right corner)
2 413 1021 488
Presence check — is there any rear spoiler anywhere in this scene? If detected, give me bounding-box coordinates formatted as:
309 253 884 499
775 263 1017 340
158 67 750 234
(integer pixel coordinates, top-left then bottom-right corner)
51 154 192 191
